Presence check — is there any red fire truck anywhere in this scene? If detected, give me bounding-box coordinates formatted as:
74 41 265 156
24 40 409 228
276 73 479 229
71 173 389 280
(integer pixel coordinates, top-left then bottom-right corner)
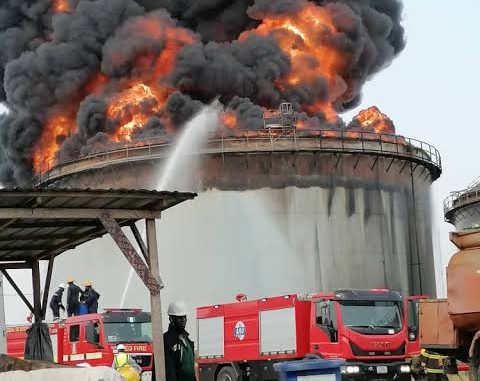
196 289 419 381
7 308 154 380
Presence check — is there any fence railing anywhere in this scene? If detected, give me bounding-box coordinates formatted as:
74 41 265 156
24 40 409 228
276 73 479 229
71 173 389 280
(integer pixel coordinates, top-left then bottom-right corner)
34 129 442 185
444 188 480 216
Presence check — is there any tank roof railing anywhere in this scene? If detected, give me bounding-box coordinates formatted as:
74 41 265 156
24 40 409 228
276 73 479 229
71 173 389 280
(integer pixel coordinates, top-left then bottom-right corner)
444 187 480 221
33 129 442 186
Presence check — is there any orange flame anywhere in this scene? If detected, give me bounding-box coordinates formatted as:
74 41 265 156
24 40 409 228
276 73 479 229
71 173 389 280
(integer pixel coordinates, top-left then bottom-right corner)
106 82 166 142
33 113 75 172
241 3 346 123
353 106 395 134
221 111 237 129
32 18 197 173
51 0 71 13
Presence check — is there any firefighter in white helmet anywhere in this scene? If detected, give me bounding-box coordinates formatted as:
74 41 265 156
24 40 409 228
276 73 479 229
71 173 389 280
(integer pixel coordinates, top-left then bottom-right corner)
49 284 66 321
112 344 131 370
164 301 196 381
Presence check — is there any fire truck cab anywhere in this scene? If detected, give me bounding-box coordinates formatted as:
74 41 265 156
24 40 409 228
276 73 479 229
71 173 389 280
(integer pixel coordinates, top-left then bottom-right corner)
197 289 414 381
7 308 154 380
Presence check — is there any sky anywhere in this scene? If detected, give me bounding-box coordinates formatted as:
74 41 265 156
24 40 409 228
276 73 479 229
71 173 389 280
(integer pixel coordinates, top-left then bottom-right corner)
344 0 480 296
1 0 479 324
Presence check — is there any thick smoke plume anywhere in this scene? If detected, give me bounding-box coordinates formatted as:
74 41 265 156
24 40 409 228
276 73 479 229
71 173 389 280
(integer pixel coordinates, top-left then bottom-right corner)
0 0 405 186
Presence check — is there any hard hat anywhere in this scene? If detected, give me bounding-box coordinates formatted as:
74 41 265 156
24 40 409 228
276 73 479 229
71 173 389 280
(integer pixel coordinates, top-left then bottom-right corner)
84 280 93 287
167 301 188 316
66 277 74 283
117 344 125 351
58 284 66 289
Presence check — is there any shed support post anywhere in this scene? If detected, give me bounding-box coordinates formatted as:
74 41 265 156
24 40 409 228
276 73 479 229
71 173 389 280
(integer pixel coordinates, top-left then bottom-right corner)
146 218 166 381
31 260 42 322
41 258 54 320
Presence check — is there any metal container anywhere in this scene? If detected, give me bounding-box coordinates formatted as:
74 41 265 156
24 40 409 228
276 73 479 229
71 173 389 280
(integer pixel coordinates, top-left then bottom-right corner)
447 229 480 331
419 299 459 348
35 132 441 329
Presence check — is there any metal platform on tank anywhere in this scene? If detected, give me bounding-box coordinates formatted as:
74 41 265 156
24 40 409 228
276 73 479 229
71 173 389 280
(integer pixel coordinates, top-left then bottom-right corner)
34 130 442 186
444 177 480 226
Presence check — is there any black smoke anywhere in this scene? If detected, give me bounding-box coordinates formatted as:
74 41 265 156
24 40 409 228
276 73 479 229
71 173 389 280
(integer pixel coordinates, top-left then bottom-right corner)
0 0 405 186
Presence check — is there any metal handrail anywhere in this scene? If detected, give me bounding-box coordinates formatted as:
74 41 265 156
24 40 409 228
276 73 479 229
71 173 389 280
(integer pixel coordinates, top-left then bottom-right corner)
34 129 442 185
444 189 480 216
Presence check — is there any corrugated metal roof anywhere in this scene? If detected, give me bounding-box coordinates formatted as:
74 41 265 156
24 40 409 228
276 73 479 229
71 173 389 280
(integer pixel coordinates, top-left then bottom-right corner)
0 188 196 262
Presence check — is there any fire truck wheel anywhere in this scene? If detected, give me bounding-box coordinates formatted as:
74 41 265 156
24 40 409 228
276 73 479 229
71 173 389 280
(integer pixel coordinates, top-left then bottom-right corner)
216 366 237 381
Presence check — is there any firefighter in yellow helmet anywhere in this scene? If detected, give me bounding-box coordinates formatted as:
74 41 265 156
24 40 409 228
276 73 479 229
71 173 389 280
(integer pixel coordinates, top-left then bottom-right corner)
66 278 83 316
81 280 100 313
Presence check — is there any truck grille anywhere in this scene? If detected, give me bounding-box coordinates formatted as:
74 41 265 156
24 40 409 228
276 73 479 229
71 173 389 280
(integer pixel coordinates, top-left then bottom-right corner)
350 342 405 356
130 354 152 367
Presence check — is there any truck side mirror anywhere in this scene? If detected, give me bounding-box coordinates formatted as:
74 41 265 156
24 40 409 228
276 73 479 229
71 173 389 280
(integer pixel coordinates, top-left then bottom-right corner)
408 326 417 341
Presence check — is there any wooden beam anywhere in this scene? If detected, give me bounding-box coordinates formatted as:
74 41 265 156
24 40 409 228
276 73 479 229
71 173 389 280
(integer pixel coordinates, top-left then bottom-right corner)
98 212 161 294
0 234 89 242
0 190 194 201
31 260 42 322
10 221 104 229
146 218 166 381
0 246 58 252
0 269 34 313
129 223 149 262
0 262 31 270
0 208 161 220
41 258 54 320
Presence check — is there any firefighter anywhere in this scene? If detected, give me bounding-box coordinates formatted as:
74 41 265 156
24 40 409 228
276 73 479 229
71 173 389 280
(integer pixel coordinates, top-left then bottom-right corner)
164 301 196 381
49 284 66 321
82 280 100 313
113 344 131 369
66 278 83 317
469 331 480 381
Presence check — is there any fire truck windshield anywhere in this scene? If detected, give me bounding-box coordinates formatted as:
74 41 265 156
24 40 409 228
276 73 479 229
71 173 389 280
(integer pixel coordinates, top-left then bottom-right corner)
104 322 153 343
340 301 402 332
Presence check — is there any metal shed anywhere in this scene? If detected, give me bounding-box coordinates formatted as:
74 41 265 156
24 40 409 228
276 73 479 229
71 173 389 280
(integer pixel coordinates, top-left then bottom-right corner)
0 188 196 381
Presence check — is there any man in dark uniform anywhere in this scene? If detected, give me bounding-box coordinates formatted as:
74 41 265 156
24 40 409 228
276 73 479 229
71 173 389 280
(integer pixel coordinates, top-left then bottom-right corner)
49 284 65 321
82 280 100 313
469 331 480 381
66 278 83 317
164 301 196 381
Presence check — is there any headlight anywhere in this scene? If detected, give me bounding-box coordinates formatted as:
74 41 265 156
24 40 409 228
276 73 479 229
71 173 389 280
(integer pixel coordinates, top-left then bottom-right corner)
346 366 360 374
400 365 411 373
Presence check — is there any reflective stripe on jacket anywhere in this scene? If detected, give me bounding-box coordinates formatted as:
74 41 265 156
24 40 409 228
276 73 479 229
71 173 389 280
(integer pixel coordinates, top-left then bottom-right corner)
114 352 130 369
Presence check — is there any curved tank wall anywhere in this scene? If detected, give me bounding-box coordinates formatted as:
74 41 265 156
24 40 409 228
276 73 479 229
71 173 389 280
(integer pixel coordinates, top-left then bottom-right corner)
45 149 438 329
444 186 480 230
449 202 480 230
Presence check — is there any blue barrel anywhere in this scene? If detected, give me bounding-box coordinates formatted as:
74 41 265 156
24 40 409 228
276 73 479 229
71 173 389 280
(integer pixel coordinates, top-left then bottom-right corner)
274 358 345 381
78 303 89 315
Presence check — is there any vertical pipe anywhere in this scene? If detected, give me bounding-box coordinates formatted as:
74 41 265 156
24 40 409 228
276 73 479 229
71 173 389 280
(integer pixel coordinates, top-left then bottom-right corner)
0 273 6 353
146 218 166 381
31 260 42 322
